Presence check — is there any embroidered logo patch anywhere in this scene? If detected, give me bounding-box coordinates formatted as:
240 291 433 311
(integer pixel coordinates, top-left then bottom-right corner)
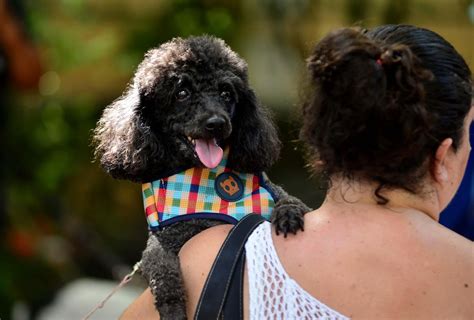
215 172 244 201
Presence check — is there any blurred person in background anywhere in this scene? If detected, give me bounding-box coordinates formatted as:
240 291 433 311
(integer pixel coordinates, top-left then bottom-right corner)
122 25 473 319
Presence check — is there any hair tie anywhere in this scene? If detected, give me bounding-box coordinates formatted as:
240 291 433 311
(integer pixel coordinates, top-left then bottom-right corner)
376 58 383 66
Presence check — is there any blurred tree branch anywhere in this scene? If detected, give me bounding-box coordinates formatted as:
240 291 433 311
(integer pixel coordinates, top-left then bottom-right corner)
0 0 42 90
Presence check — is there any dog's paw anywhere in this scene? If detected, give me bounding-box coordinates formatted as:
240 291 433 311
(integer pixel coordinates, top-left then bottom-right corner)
271 203 310 237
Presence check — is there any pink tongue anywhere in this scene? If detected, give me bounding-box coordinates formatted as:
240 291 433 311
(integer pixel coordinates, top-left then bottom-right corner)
195 138 223 168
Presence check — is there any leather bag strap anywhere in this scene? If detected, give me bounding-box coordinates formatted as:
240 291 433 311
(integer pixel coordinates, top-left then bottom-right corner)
194 214 265 320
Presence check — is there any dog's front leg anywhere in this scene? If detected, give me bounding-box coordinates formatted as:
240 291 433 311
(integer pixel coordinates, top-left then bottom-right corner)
140 233 187 320
263 173 312 237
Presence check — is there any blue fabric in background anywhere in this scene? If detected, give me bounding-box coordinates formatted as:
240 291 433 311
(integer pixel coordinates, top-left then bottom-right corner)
439 124 474 240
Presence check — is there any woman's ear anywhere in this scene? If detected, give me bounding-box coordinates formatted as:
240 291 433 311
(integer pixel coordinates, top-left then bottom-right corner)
431 138 453 183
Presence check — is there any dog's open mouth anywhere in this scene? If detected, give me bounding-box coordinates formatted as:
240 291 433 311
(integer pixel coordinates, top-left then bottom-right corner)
188 137 223 168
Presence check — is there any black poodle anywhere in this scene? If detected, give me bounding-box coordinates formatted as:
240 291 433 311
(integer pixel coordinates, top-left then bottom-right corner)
93 35 310 319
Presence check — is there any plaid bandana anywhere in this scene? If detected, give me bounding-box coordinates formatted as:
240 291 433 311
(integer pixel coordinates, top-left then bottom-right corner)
142 149 276 231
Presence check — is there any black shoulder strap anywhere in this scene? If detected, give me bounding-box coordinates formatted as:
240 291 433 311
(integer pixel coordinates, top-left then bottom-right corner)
194 214 265 320
222 251 246 319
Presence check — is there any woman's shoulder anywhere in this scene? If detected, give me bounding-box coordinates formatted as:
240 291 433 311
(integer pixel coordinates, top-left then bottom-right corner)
179 224 234 318
179 220 273 263
411 221 474 317
423 221 474 281
180 223 234 256
179 223 234 276
412 214 473 266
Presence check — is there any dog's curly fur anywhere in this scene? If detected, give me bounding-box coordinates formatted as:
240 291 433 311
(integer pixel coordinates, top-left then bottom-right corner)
93 36 309 319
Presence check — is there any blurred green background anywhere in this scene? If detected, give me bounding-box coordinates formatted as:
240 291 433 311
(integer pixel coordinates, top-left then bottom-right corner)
0 0 472 318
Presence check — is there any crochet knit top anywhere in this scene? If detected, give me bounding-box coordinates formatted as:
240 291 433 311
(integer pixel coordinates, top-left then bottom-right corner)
245 221 350 320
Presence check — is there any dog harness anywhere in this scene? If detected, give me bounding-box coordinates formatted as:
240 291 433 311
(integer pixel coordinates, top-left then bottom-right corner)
142 149 277 231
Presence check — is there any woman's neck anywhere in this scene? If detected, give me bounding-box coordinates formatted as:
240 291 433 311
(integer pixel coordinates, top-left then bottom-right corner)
324 177 442 221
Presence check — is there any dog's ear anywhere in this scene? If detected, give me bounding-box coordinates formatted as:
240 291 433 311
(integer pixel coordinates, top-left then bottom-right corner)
228 88 281 173
93 84 163 182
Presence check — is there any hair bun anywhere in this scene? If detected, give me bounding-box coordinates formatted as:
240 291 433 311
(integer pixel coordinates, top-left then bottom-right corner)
307 28 433 103
306 28 381 83
302 27 436 201
302 25 472 203
377 44 433 103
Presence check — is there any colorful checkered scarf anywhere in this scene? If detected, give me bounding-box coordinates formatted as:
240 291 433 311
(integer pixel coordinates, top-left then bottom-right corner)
142 149 276 231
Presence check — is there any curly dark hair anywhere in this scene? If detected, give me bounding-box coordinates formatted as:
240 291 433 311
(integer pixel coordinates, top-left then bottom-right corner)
301 26 472 203
93 36 281 182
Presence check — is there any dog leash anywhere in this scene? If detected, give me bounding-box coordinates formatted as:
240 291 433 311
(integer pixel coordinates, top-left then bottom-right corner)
82 260 142 320
83 214 264 319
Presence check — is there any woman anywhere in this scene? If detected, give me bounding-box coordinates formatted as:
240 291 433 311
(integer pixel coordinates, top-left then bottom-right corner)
122 25 473 319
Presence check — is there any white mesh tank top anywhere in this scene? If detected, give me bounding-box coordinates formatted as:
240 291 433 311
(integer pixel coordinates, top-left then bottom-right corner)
245 221 350 320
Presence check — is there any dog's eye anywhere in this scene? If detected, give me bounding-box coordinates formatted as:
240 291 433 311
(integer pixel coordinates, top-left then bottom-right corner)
176 89 190 101
220 90 232 102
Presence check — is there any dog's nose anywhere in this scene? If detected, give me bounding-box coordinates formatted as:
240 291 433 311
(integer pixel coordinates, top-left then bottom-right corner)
205 116 226 132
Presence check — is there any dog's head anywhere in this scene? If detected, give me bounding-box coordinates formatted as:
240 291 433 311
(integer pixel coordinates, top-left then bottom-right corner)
93 36 281 182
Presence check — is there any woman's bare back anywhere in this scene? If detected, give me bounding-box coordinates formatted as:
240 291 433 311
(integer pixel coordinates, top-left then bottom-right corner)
122 206 473 320
272 205 473 319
